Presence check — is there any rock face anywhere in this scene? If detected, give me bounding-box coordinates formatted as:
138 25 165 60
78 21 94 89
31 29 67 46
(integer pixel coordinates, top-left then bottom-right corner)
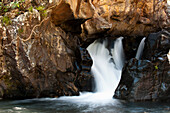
51 0 169 38
75 47 94 92
0 0 169 99
115 30 170 102
0 11 81 98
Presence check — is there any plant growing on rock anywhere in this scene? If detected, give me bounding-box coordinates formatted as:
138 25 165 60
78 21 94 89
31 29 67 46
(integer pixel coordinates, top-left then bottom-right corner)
1 16 11 25
0 0 26 16
28 6 33 12
36 6 47 18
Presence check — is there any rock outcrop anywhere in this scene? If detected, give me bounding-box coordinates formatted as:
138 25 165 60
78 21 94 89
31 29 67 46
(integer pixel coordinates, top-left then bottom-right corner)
0 10 80 98
115 30 170 102
50 0 169 38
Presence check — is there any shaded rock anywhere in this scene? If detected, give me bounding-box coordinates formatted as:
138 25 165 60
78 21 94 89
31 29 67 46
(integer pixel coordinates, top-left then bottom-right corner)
115 57 170 102
75 47 94 92
142 30 170 60
115 30 170 102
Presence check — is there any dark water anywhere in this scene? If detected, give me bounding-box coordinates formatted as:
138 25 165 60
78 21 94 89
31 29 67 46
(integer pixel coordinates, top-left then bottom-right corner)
0 98 170 113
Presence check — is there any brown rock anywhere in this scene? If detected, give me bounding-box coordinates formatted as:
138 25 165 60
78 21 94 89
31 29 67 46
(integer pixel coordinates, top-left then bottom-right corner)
50 0 169 37
51 1 74 25
0 9 80 99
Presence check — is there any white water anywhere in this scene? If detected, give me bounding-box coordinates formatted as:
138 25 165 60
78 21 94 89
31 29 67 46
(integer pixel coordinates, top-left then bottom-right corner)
87 37 124 95
58 37 125 104
135 37 146 60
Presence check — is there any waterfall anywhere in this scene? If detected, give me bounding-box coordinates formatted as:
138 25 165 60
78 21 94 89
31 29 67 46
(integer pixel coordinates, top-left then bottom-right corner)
135 37 146 60
58 37 125 104
87 37 124 97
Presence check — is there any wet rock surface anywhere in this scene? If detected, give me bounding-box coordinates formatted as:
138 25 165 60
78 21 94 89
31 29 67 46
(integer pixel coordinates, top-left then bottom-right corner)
75 47 94 92
115 30 170 102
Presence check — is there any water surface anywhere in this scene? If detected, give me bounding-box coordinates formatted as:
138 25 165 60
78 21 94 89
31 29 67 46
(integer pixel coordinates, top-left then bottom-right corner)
0 97 169 113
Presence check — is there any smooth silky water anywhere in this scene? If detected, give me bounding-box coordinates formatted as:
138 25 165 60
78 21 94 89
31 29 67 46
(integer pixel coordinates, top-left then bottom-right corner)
0 37 169 113
135 37 146 60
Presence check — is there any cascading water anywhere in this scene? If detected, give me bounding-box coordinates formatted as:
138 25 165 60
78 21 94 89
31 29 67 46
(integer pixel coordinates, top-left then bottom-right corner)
57 37 125 104
135 37 146 60
3 37 169 113
87 37 124 97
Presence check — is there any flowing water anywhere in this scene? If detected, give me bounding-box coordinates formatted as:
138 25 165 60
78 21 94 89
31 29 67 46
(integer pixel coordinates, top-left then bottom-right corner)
135 37 146 60
0 98 170 113
0 37 169 113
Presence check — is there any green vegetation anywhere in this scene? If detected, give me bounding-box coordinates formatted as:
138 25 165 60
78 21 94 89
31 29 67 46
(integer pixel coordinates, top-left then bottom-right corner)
155 65 158 70
28 6 33 12
2 16 11 25
18 28 24 34
36 6 47 18
0 0 48 26
0 0 25 15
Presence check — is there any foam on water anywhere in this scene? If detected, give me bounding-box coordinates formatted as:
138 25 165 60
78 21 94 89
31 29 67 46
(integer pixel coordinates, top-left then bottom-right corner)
58 37 125 104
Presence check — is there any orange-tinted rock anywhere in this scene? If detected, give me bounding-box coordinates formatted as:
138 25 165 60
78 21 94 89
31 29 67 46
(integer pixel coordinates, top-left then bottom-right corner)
51 1 74 25
50 0 169 37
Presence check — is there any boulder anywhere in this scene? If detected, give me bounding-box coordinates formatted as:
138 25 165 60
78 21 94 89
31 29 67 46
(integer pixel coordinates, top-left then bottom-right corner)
115 30 170 102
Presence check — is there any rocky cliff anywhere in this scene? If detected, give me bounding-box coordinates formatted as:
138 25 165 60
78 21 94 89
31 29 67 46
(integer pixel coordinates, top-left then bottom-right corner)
0 0 169 100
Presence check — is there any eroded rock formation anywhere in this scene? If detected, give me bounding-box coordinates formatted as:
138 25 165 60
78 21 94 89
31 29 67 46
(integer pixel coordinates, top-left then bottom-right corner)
50 0 169 38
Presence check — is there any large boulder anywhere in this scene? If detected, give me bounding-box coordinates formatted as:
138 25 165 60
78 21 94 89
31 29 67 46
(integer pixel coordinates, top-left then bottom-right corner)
115 30 170 102
0 10 80 99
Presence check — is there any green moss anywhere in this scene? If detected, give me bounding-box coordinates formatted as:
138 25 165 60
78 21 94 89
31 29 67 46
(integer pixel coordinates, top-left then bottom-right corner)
36 6 45 11
1 16 11 25
36 6 47 18
18 28 24 34
28 6 33 12
155 65 158 70
0 0 26 15
11 2 20 9
41 10 47 17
